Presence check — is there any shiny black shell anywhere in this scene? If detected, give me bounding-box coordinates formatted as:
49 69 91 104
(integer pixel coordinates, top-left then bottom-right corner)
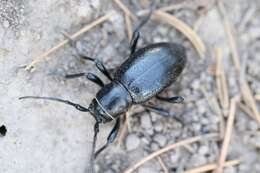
114 42 186 103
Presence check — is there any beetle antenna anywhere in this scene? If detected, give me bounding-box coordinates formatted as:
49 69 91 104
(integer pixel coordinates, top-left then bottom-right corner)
19 96 90 112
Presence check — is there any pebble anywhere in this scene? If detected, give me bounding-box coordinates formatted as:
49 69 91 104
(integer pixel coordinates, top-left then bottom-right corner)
189 154 208 167
138 165 158 173
153 134 167 147
224 166 236 173
170 150 180 163
191 79 200 90
198 145 209 155
3 20 10 28
247 120 259 131
125 133 140 151
154 122 163 132
141 114 152 129
150 142 159 151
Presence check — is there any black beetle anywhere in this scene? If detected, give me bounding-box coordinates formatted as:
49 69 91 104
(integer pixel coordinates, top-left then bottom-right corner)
20 12 186 164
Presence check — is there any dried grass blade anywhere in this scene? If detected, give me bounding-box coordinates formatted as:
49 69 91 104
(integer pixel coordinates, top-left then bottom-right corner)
25 12 115 71
124 133 218 173
241 81 260 123
218 2 241 72
113 0 137 21
215 96 240 173
125 14 133 43
184 159 241 173
153 10 206 58
157 156 169 173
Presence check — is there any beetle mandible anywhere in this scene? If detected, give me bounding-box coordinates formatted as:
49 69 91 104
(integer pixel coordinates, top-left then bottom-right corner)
20 12 186 160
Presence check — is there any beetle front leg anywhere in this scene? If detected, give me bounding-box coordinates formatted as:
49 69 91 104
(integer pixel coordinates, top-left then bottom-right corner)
94 118 121 158
79 55 113 81
61 32 113 81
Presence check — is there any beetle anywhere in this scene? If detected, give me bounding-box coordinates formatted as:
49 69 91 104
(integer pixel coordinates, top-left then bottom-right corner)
19 11 186 164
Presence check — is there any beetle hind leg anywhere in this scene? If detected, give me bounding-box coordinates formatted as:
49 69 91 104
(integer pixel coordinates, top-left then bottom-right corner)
129 8 153 54
142 104 184 125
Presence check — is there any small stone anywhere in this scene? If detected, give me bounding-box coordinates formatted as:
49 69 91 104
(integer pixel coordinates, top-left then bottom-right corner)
138 165 158 173
154 122 163 132
191 80 200 90
141 114 152 129
3 20 10 28
189 154 207 167
198 145 209 155
192 123 201 132
170 150 180 163
158 26 168 35
125 133 140 151
153 134 167 147
150 142 159 151
224 166 236 173
247 120 259 131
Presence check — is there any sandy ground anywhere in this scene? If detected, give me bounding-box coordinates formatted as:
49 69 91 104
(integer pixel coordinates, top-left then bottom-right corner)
1 0 260 173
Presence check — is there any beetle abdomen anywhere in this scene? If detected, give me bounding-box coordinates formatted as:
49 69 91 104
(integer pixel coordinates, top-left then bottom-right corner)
114 42 186 103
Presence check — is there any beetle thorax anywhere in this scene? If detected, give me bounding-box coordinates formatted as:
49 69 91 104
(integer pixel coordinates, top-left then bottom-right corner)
88 81 132 123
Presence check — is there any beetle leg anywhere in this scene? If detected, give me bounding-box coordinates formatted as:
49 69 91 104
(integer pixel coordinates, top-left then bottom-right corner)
130 7 153 54
79 55 113 81
94 118 121 158
89 121 100 172
65 72 105 87
130 30 140 54
156 95 184 104
142 104 183 125
61 32 113 81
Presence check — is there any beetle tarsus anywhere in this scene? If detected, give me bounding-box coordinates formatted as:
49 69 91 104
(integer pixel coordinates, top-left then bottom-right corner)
156 95 184 104
78 55 113 81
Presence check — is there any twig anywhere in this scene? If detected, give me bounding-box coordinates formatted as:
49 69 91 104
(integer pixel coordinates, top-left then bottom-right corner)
240 81 260 123
239 46 260 123
184 159 241 173
193 15 204 32
113 0 137 21
215 47 229 111
126 112 132 132
152 10 206 58
217 1 241 72
255 95 260 101
157 156 169 173
215 96 240 173
137 2 187 16
237 102 257 120
124 133 219 173
117 113 128 146
125 14 133 43
200 85 225 139
25 12 115 71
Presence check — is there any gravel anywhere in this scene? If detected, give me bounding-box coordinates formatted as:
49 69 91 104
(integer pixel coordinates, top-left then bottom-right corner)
125 133 141 151
1 0 260 173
